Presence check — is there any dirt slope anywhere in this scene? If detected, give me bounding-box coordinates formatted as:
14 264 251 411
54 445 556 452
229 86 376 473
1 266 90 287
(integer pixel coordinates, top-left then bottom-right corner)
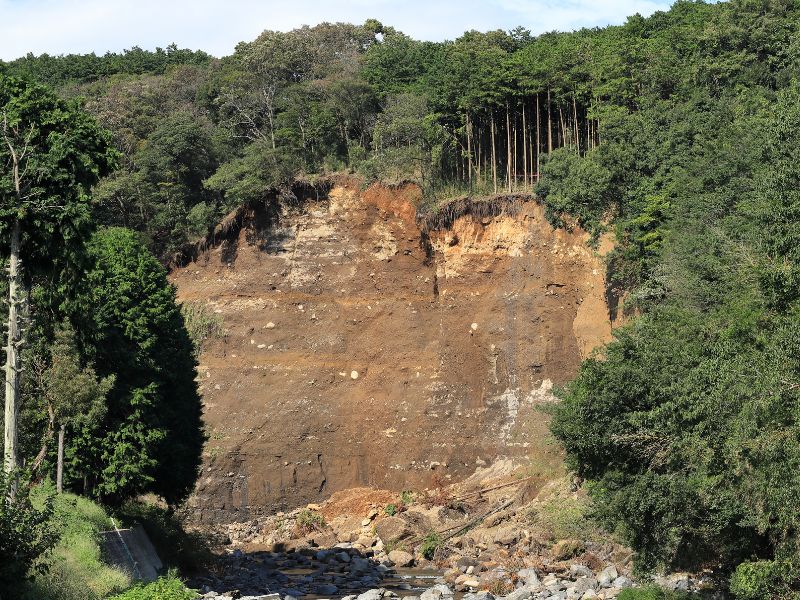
171 180 612 524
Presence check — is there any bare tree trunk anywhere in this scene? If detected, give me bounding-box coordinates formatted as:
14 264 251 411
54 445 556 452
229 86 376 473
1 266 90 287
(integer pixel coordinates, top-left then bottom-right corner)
547 88 553 154
476 122 482 185
57 425 65 493
491 113 497 194
536 94 541 182
506 104 512 193
513 111 518 193
559 106 567 148
573 95 580 152
522 102 528 192
466 112 472 192
4 219 22 479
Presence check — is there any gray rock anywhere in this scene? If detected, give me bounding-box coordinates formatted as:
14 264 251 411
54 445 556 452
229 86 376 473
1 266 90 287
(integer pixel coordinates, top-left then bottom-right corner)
317 584 339 595
569 565 593 578
420 584 454 600
502 586 537 600
462 593 495 600
573 577 597 595
336 551 352 563
357 589 385 600
375 517 411 543
598 566 618 588
516 568 540 587
612 576 633 589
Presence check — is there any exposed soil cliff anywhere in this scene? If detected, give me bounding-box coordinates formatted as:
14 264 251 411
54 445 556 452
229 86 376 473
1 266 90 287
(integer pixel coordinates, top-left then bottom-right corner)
171 179 613 524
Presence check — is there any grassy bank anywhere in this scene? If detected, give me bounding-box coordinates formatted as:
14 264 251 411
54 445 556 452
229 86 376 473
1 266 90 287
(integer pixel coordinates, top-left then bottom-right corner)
21 484 130 600
18 484 201 600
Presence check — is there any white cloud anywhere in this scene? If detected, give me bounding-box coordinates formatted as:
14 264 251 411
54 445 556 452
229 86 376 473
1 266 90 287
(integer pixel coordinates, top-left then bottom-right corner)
0 0 675 61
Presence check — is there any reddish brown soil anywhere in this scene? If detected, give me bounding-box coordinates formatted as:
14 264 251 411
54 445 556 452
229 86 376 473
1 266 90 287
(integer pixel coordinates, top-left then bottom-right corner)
171 180 612 524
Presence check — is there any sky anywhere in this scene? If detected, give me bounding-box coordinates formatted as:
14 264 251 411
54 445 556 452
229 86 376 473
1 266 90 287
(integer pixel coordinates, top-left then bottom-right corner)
0 0 676 61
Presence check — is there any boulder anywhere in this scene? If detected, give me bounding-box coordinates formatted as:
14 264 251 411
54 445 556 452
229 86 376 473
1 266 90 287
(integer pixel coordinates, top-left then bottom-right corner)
420 584 454 600
570 565 593 578
597 566 618 588
573 577 597 596
462 593 494 600
317 584 339 595
375 516 410 543
388 549 415 567
516 568 539 587
612 576 632 589
357 590 385 600
503 585 538 600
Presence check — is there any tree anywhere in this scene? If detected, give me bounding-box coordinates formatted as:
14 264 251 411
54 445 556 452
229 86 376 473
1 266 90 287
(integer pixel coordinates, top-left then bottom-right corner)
69 227 203 505
0 469 58 593
0 75 116 477
27 323 113 492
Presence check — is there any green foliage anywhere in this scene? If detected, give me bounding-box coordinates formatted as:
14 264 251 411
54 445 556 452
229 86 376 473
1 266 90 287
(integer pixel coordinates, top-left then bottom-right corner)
0 72 116 289
617 586 691 600
385 503 398 516
420 531 442 560
552 80 800 583
729 561 781 600
0 473 59 594
295 509 325 534
400 490 414 506
536 148 616 237
108 571 198 600
67 228 204 505
3 45 211 87
20 485 130 600
527 481 600 541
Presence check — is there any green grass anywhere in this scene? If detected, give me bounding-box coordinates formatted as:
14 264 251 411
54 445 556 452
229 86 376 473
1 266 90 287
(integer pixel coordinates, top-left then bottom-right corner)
526 478 606 542
21 484 131 600
618 585 693 600
108 570 198 600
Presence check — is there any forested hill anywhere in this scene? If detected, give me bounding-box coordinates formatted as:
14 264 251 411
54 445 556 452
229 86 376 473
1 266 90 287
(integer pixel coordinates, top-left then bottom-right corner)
5 0 800 595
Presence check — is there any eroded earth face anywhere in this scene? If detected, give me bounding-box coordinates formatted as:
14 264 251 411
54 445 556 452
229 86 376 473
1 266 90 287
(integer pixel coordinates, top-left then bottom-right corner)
171 181 612 524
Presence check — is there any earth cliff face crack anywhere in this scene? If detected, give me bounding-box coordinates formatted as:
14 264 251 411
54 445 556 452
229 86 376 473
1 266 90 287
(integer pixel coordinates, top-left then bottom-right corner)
171 180 613 524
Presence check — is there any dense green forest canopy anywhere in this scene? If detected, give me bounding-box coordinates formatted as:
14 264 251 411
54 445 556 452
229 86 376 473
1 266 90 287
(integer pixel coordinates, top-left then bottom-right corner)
4 0 800 596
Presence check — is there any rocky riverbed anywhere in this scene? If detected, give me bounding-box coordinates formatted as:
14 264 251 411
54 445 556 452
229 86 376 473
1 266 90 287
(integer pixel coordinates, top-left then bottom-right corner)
190 468 719 599
189 542 713 600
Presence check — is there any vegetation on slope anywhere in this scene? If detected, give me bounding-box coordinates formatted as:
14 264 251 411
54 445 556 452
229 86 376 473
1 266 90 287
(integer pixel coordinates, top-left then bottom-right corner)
4 0 800 595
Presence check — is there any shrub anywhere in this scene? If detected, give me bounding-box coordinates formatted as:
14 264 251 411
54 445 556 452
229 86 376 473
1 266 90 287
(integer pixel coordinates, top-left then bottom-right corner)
0 472 59 593
180 303 224 357
385 503 398 516
295 509 325 534
618 586 691 600
729 560 779 600
108 571 197 600
420 532 442 560
400 490 414 506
